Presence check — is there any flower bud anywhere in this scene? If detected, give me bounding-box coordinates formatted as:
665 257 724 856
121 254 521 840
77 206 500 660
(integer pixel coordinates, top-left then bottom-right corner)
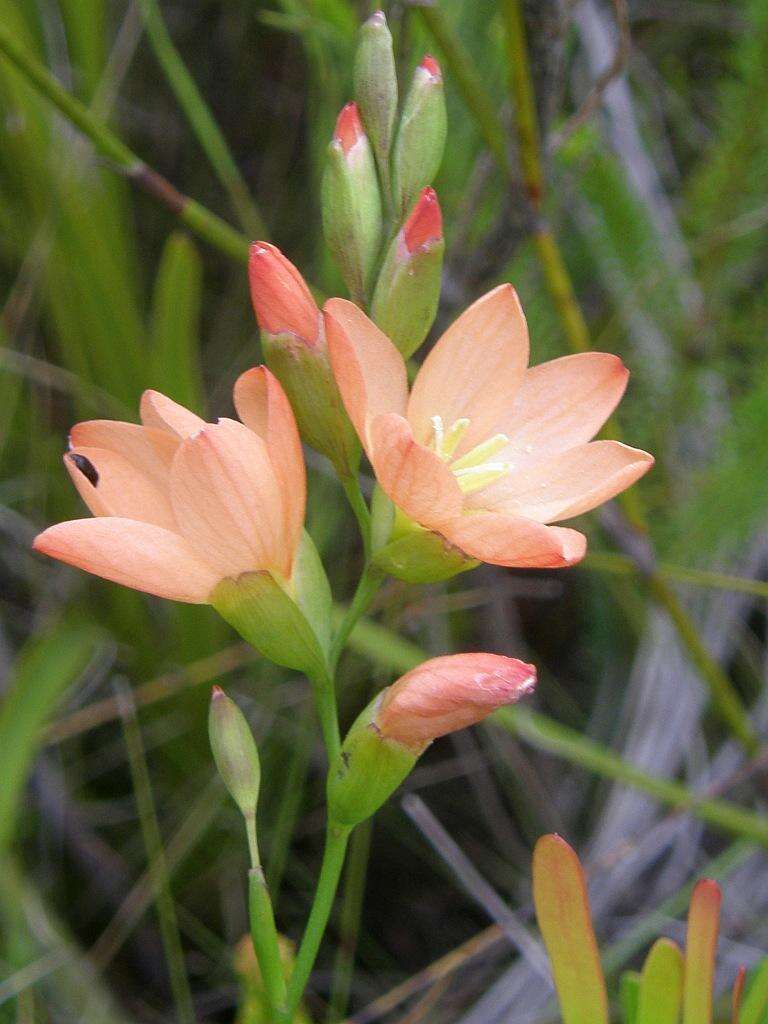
327 654 536 826
212 533 331 678
370 188 444 358
392 56 447 217
353 10 397 179
249 243 360 476
322 103 383 304
209 687 261 819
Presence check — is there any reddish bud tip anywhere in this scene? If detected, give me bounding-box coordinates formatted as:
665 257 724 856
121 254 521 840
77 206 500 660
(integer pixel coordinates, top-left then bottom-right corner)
248 242 320 344
403 188 442 253
211 685 224 698
419 55 442 80
367 9 386 26
334 102 365 157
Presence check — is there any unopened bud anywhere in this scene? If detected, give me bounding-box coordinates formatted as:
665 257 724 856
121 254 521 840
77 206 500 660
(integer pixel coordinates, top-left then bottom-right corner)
209 687 261 819
370 188 444 357
354 10 397 179
248 243 359 476
249 242 320 345
392 56 447 217
322 103 383 304
327 654 536 826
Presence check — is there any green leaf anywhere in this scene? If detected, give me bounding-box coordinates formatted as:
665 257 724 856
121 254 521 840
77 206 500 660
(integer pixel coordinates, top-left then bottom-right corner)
637 938 684 1024
532 834 609 1024
150 231 204 411
683 879 721 1024
620 970 640 1024
740 957 768 1024
0 620 98 853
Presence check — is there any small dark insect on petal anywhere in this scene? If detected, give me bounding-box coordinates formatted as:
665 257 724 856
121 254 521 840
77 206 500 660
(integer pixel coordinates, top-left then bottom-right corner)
68 453 99 487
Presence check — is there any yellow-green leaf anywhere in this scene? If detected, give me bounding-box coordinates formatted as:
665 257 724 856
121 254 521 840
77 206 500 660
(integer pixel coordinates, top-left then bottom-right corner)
638 938 684 1024
683 879 721 1024
532 834 608 1024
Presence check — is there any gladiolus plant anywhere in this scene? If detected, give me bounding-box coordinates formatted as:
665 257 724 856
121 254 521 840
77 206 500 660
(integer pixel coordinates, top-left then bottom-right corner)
30 10 662 1022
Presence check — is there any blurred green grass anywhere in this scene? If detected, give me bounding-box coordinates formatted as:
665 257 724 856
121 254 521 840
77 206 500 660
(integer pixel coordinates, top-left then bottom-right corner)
2 0 768 1020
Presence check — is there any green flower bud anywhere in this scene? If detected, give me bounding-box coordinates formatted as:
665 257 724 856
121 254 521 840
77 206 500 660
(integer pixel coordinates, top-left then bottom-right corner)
327 695 418 827
322 102 383 304
209 687 261 819
392 56 447 217
353 10 397 177
212 532 332 677
370 187 444 358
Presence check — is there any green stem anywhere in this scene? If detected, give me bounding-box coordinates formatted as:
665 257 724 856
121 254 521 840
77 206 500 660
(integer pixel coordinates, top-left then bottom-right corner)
0 23 250 263
340 475 372 558
329 564 383 673
492 707 768 846
309 665 341 761
248 866 288 1019
284 822 352 1021
585 550 768 600
135 0 266 237
326 819 372 1022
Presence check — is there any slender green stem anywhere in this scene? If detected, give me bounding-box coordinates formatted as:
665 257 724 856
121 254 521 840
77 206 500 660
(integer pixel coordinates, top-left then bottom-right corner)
585 550 768 599
340 475 372 558
329 564 383 673
0 23 250 263
136 0 266 236
284 822 352 1021
309 665 342 761
248 866 288 1019
326 819 372 1022
492 707 768 846
117 689 195 1024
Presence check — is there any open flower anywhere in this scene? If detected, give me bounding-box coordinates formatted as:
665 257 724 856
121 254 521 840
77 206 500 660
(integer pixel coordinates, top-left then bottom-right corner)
33 367 305 603
325 285 653 571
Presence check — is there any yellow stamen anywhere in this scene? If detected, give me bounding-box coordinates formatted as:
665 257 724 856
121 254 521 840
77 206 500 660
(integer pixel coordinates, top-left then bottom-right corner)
454 462 511 494
442 417 469 458
450 432 510 471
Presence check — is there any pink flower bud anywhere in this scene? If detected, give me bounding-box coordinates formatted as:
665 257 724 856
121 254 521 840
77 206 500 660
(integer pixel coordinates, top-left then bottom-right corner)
248 242 320 346
419 55 442 81
403 187 442 254
375 653 536 750
334 102 366 159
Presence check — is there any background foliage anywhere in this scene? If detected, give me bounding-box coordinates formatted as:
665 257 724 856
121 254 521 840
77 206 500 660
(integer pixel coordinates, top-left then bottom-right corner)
1 0 768 1021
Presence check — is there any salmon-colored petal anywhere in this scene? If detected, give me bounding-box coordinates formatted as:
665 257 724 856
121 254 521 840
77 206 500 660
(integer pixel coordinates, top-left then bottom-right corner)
233 366 305 562
139 390 205 439
407 285 529 454
33 518 219 603
441 511 587 568
496 353 629 467
472 441 654 523
325 298 408 452
170 418 288 579
65 448 176 530
368 413 463 529
376 653 537 749
69 421 178 491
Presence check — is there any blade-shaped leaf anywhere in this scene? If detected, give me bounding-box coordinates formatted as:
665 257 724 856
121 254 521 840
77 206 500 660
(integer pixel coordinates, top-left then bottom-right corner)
733 966 746 1023
532 834 609 1024
741 958 768 1024
683 879 721 1024
620 970 640 1024
638 937 684 1024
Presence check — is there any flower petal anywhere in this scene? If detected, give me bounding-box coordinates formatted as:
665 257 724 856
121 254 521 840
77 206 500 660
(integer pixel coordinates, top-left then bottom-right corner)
325 298 408 452
139 390 205 439
441 511 587 568
69 420 178 491
497 352 630 466
368 413 463 528
33 518 219 603
170 418 287 579
473 440 654 523
233 366 306 563
65 448 176 530
407 284 529 454
376 653 537 749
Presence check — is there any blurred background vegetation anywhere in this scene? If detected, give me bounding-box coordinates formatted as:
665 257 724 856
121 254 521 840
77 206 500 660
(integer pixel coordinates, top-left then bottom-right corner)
2 0 768 1021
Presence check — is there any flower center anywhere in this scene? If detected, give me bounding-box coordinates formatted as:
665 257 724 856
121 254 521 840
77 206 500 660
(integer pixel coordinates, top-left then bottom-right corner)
428 415 511 494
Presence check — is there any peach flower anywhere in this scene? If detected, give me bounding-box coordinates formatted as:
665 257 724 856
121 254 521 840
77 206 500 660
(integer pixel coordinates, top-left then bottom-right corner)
325 285 653 569
33 367 305 603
